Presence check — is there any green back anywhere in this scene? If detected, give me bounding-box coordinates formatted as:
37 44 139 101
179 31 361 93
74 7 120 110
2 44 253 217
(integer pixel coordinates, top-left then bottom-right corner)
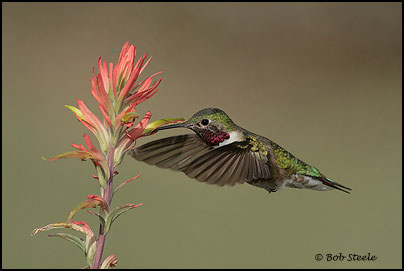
270 142 323 178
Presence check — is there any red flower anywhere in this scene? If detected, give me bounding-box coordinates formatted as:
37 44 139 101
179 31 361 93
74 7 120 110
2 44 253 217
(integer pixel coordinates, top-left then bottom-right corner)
51 41 162 170
39 41 161 268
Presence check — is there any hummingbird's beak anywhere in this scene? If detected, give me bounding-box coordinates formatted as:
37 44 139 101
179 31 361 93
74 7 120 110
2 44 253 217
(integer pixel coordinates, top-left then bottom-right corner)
152 122 187 132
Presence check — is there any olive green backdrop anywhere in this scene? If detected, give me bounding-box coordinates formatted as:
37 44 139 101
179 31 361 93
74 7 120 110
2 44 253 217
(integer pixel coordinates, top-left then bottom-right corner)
2 2 402 269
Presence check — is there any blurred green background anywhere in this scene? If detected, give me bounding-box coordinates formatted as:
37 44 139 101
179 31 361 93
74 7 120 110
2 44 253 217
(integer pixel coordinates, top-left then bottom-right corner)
2 2 402 269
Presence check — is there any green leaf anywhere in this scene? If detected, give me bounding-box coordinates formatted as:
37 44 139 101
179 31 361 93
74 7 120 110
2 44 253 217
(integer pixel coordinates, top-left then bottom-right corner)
46 150 93 161
85 237 97 266
67 195 108 223
87 210 106 227
104 203 143 234
113 173 141 195
96 166 107 189
48 233 86 254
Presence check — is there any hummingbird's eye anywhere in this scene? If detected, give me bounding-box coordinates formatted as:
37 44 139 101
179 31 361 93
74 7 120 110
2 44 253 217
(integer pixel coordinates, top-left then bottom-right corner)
201 119 210 126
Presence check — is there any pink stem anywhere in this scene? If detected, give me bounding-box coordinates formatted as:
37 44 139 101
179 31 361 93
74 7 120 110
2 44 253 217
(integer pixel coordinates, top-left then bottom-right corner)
91 147 115 269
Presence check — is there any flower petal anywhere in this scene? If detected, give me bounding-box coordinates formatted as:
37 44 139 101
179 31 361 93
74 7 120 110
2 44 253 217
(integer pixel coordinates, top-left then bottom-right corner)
83 134 99 155
99 104 112 129
125 78 161 107
95 73 113 110
76 99 105 132
115 43 136 93
76 99 110 152
126 111 152 140
98 57 110 94
115 103 136 127
117 54 148 102
109 62 116 99
72 143 87 151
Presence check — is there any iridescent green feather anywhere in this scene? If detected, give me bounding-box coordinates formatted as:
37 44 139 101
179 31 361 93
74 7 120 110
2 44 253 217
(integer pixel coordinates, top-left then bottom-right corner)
271 142 323 178
246 136 268 161
188 109 237 131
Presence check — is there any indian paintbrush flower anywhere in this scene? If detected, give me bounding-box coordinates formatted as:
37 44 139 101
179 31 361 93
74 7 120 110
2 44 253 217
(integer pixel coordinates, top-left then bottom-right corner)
33 41 181 269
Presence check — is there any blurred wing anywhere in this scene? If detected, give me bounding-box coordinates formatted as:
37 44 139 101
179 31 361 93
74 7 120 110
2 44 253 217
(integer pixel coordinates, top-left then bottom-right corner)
130 134 212 170
130 134 271 186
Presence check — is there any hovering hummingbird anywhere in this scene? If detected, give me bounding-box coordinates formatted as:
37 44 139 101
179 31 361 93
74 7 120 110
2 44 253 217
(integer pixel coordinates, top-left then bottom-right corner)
130 108 351 194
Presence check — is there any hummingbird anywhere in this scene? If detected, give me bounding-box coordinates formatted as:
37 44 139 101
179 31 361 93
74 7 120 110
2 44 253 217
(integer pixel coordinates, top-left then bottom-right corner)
130 108 351 194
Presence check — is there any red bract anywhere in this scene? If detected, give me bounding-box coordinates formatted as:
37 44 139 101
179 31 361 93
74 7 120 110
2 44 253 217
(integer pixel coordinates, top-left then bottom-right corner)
114 111 152 165
51 41 161 168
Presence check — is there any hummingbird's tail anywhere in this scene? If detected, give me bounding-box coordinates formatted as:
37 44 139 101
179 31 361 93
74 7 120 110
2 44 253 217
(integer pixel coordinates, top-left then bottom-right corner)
321 178 352 194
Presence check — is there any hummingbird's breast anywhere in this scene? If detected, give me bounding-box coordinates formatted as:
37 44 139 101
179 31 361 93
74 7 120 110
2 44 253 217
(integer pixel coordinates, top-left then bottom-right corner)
217 130 246 147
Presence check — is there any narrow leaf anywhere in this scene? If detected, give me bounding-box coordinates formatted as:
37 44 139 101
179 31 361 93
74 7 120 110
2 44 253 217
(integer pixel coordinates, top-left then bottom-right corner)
113 173 141 195
87 210 106 227
104 203 143 234
48 233 86 254
46 150 93 161
67 195 108 223
96 166 107 189
32 222 82 236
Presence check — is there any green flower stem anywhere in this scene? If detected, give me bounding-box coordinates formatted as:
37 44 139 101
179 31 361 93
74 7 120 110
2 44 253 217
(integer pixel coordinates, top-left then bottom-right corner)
91 147 115 269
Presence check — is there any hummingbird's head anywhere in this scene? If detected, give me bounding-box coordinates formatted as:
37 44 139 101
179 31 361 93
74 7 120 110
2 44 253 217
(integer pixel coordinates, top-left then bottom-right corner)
153 108 237 146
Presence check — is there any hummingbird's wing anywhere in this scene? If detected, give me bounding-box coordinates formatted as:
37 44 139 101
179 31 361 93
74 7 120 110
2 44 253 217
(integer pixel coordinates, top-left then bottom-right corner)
130 134 212 170
130 134 271 187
